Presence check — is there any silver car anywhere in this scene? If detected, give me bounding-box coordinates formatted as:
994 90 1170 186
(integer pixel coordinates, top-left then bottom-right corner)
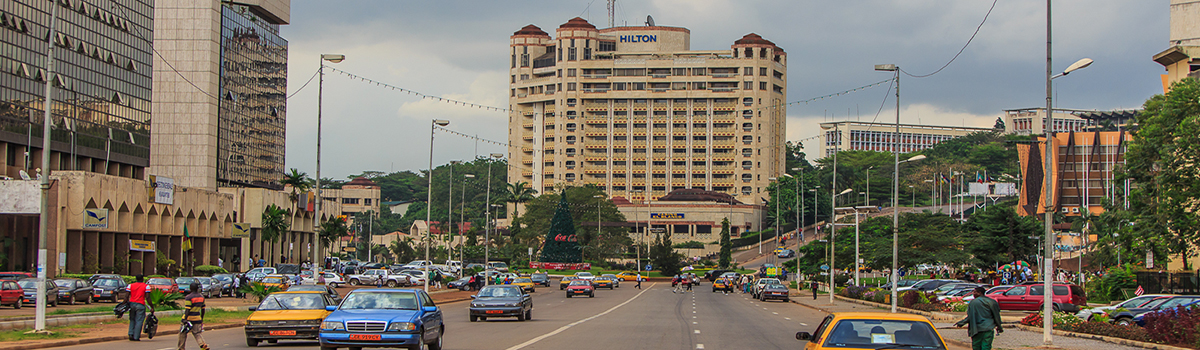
195 277 221 298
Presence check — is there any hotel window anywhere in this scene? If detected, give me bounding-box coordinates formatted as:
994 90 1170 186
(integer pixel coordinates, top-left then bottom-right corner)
568 47 577 61
759 67 767 76
342 198 360 204
759 82 767 90
744 67 753 75
365 199 372 206
567 69 577 77
584 48 592 60
693 68 706 76
743 82 753 90
742 97 753 106
567 83 576 91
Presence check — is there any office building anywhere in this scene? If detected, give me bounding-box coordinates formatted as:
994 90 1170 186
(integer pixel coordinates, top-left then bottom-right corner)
818 121 992 158
1002 108 1091 136
320 177 382 217
1015 131 1132 218
507 18 787 205
1153 0 1200 93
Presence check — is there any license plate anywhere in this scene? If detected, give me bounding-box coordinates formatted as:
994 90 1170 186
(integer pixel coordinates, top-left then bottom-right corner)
348 334 381 341
486 310 503 314
269 330 296 336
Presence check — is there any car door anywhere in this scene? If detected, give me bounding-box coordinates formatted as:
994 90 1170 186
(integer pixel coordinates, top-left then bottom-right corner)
76 280 91 300
418 291 442 340
1 282 16 304
994 286 1027 310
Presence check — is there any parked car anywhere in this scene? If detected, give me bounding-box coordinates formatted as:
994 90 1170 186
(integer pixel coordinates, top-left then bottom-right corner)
464 263 486 272
196 277 222 298
990 282 1087 313
18 279 58 307
286 284 341 304
883 279 921 290
90 278 129 302
615 271 641 282
1109 295 1200 326
1132 297 1200 326
1076 294 1174 322
796 312 948 350
146 277 179 294
444 260 462 274
87 274 122 284
301 271 346 287
258 275 291 290
0 280 24 308
402 260 433 270
346 269 411 287
246 267 277 281
175 277 201 294
211 274 235 296
984 285 1014 295
448 277 473 291
0 272 33 281
896 279 964 293
469 285 533 322
245 291 336 347
487 261 510 273
318 289 444 350
759 284 791 302
53 278 93 305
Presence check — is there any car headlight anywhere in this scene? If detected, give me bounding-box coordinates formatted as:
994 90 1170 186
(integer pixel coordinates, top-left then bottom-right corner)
321 321 344 330
387 322 416 331
300 319 322 325
506 303 519 307
470 303 482 308
248 320 271 326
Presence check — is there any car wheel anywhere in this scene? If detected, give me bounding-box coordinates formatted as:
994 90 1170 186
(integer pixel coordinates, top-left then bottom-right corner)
517 310 526 321
320 346 336 350
267 340 278 344
68 295 75 305
1052 303 1061 312
426 328 443 350
387 280 397 288
566 293 571 298
589 292 594 298
1116 317 1133 326
470 315 478 322
479 317 487 321
526 309 532 320
349 279 360 286
14 299 21 309
246 338 259 347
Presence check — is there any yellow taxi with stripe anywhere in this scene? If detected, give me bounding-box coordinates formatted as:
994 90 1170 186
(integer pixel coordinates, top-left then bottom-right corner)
795 312 948 350
257 274 290 291
614 271 640 282
711 278 734 293
558 276 575 290
244 291 337 346
512 277 536 293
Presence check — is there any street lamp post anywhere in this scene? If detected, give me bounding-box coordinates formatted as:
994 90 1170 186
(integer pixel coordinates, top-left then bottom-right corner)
33 2 60 332
769 177 779 260
483 153 504 285
461 174 475 264
829 188 853 303
593 195 605 261
909 185 915 208
314 54 344 282
865 167 873 206
425 119 450 292
447 160 461 251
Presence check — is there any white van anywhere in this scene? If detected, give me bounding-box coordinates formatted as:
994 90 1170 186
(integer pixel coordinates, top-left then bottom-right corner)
487 261 510 273
445 260 462 273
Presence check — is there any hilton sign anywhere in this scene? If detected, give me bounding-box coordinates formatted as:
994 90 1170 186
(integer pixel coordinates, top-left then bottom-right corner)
619 34 657 43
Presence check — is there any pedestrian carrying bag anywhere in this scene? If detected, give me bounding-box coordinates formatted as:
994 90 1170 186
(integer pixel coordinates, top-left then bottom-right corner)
144 312 158 339
113 301 130 318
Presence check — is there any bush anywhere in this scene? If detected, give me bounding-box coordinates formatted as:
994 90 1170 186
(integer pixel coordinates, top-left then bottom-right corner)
1019 311 1083 329
1060 321 1152 343
911 303 947 312
58 273 136 283
900 291 925 308
839 285 870 299
1142 306 1200 347
193 265 228 276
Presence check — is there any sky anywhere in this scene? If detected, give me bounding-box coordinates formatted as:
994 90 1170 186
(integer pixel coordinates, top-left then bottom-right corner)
280 0 1169 180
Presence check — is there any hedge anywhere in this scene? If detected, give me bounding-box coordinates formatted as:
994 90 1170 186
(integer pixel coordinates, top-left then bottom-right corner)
731 229 776 248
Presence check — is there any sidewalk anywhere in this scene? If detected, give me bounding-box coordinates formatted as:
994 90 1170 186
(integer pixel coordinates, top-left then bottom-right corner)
789 293 1148 350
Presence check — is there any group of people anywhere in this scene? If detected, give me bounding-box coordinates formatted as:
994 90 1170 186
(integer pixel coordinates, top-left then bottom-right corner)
670 273 699 293
121 275 210 350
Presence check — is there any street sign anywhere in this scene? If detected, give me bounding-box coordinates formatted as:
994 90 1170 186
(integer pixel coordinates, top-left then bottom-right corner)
649 228 666 233
820 264 830 270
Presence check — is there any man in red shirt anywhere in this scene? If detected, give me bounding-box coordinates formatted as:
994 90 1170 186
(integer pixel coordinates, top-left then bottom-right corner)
126 275 148 341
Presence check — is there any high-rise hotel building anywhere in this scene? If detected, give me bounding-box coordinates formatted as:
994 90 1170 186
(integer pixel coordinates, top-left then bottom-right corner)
507 18 787 204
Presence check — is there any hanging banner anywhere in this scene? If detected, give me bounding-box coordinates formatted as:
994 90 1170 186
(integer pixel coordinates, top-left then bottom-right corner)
651 213 685 219
129 239 155 252
231 223 251 238
83 208 109 229
529 262 591 270
148 175 174 205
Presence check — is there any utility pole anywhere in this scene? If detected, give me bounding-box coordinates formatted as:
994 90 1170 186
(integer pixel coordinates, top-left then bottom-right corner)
34 1 59 333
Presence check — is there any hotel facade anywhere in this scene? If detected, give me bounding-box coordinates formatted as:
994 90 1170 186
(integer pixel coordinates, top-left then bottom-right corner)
507 18 787 206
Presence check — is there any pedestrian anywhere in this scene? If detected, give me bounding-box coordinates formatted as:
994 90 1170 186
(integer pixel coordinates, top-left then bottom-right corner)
811 280 819 300
671 274 680 293
955 287 1003 350
178 282 209 350
231 274 241 298
635 273 642 289
126 275 149 341
433 272 443 289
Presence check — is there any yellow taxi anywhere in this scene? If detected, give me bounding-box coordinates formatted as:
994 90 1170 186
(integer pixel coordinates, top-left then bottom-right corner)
614 271 640 282
244 291 337 346
559 276 575 290
711 278 734 293
773 246 787 254
512 277 536 293
257 275 290 290
795 312 948 350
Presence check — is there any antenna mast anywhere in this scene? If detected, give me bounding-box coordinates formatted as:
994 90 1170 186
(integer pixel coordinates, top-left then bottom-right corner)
607 0 615 28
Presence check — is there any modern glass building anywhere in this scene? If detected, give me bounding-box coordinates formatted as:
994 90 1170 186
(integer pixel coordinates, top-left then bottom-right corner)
0 0 153 179
217 5 287 190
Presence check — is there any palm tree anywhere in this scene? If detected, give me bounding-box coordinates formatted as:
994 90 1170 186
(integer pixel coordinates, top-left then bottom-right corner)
261 204 290 265
281 168 312 205
503 181 538 222
318 217 348 260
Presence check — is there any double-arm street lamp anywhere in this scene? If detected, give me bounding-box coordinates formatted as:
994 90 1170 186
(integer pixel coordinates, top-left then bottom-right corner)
424 119 450 291
460 174 475 264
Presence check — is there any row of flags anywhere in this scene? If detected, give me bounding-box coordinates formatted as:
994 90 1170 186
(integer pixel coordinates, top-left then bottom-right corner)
935 172 995 184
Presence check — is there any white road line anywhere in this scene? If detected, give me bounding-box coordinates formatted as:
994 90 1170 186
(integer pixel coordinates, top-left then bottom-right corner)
505 283 656 350
772 312 778 315
694 329 701 334
801 322 808 326
693 316 697 318
696 344 705 349
785 317 791 320
693 321 697 324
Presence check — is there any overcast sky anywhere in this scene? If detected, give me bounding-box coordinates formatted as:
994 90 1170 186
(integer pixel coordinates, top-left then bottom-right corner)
281 0 1169 180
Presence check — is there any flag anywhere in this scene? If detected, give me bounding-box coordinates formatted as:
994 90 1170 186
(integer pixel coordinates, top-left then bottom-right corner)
939 173 950 184
182 224 193 251
1135 285 1144 296
976 172 983 183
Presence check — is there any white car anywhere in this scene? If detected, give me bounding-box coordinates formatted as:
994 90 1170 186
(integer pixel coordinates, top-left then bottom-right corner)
444 260 463 273
300 271 345 287
573 272 596 281
403 260 433 269
487 261 510 272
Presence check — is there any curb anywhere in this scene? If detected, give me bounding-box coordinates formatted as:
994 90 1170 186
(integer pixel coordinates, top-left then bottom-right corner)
1013 324 1192 350
0 321 246 350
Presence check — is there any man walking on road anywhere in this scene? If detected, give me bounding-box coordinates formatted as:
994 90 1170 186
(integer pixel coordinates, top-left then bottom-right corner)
178 282 210 350
810 280 818 300
634 273 642 289
955 287 1003 350
126 275 148 341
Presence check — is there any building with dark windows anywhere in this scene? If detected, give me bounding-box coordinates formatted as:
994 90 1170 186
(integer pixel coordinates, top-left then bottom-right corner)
217 6 288 190
1 0 153 180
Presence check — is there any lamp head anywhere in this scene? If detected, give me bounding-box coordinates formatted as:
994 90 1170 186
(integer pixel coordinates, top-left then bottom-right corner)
464 174 475 178
321 54 346 63
874 64 898 72
433 119 450 126
1063 58 1094 75
782 174 793 178
906 154 927 162
838 188 854 195
490 153 504 159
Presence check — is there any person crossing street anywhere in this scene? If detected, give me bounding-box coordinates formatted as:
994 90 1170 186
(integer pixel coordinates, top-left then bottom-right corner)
126 275 149 341
955 287 1003 350
634 273 642 289
177 282 209 350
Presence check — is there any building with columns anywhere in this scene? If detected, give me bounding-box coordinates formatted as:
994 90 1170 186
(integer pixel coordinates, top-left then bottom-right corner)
507 18 787 206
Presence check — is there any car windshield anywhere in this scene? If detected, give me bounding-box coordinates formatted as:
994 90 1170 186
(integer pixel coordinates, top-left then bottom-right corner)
1118 296 1158 308
175 277 196 285
287 285 326 292
148 279 172 285
198 278 212 284
569 280 591 286
258 293 325 310
492 262 508 268
532 274 547 279
94 279 123 287
515 278 532 283
18 280 38 289
262 277 284 284
911 280 935 288
577 272 593 277
53 280 74 288
478 287 521 298
765 285 788 291
823 319 944 349
760 279 781 285
339 292 419 310
212 275 232 282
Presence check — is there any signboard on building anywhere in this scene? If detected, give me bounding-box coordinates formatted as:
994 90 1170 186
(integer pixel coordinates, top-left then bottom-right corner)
232 223 251 238
130 239 155 252
148 175 174 205
651 213 685 219
83 208 109 229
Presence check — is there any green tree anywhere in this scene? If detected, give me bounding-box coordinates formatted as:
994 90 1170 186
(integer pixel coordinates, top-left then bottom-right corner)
281 168 312 204
521 186 629 261
503 181 538 222
718 218 732 269
962 202 1040 268
650 233 683 276
261 204 289 266
318 217 348 258
1124 78 1200 269
539 196 582 263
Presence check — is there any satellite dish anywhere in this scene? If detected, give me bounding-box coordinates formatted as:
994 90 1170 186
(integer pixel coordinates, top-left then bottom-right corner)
19 170 30 180
646 15 654 27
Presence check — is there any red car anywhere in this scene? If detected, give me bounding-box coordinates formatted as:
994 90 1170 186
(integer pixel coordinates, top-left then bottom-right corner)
565 279 594 298
990 282 1086 312
146 277 180 294
0 272 33 281
0 280 23 308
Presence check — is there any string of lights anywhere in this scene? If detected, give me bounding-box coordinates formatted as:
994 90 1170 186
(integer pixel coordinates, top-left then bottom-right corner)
325 66 509 112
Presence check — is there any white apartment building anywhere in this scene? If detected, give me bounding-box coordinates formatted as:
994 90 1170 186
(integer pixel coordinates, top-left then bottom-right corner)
507 18 787 205
818 121 993 158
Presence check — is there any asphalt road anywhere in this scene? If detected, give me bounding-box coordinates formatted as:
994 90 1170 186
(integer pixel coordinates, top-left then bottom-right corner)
50 282 967 350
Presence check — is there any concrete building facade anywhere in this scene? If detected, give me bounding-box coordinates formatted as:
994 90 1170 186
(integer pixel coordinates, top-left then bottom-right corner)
612 189 762 245
321 177 382 218
818 121 992 158
1002 108 1091 136
1154 0 1200 92
507 18 787 205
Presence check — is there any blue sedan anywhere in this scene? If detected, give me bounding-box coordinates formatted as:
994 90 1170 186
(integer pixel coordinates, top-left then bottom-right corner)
319 289 444 350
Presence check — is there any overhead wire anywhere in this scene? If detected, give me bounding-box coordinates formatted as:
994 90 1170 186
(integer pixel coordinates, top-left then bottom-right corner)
288 67 320 99
106 0 219 100
900 0 999 78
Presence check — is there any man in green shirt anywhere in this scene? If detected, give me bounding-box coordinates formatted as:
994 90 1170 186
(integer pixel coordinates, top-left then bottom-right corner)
955 287 1003 350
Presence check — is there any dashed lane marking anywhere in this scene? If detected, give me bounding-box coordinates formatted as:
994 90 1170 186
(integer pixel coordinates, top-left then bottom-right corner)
801 323 808 326
697 344 705 349
772 312 778 315
785 317 791 320
694 329 700 334
504 283 656 350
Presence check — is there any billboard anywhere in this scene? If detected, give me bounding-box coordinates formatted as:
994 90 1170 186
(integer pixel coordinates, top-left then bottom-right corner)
148 175 174 205
130 239 155 252
83 208 109 229
232 223 251 238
